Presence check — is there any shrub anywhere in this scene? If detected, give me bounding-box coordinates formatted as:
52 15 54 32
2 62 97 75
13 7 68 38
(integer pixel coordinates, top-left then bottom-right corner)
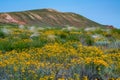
0 29 5 38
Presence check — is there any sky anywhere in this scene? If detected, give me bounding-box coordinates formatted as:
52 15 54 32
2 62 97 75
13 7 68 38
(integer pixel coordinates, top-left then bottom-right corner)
0 0 120 28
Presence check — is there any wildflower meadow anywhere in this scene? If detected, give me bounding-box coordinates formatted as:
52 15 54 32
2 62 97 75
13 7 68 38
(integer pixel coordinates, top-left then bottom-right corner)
0 25 120 80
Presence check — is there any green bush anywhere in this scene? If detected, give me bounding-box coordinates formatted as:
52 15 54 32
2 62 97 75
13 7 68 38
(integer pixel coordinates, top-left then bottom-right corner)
0 29 5 38
112 29 120 34
80 34 94 46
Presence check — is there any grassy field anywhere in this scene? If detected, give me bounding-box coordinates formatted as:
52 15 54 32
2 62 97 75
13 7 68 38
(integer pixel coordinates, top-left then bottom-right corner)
0 25 120 80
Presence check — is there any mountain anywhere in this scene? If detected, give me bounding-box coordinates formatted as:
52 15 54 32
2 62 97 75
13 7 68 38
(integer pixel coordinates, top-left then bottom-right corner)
0 8 104 27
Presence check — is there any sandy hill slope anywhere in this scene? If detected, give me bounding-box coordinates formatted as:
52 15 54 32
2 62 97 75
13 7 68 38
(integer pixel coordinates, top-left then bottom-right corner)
0 8 104 27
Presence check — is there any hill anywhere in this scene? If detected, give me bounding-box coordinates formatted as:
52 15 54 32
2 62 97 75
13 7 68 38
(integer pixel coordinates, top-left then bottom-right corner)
0 8 104 27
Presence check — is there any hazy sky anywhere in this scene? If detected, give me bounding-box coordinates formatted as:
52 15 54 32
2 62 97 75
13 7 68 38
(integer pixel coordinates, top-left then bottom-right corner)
0 0 120 28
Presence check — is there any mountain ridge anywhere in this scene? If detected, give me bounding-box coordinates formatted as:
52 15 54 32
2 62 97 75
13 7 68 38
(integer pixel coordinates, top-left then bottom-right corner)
0 8 104 27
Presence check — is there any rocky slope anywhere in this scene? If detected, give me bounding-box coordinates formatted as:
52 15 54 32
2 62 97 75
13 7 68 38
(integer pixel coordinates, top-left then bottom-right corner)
0 8 104 27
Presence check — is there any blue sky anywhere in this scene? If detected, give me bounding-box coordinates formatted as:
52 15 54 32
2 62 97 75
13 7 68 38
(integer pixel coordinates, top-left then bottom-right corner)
0 0 120 28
